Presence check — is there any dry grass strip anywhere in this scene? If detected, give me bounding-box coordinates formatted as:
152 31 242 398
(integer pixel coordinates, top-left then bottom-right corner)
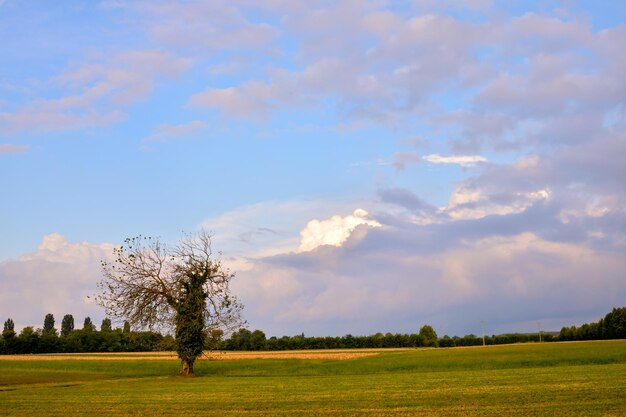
0 348 411 361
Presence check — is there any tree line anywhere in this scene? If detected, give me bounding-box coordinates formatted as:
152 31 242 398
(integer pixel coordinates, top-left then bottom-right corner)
2 307 623 355
558 307 626 341
0 314 174 354
217 327 558 350
219 325 440 351
0 316 565 354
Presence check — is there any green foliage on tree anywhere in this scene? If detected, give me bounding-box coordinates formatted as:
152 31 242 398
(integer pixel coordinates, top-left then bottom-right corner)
560 307 626 341
41 314 59 353
100 318 112 332
225 328 252 350
250 330 267 351
601 307 626 339
3 318 16 339
156 335 177 351
18 326 40 353
174 268 209 375
439 335 455 347
61 314 74 337
83 317 95 332
3 306 621 355
98 231 243 376
419 325 438 347
221 327 444 351
43 313 56 335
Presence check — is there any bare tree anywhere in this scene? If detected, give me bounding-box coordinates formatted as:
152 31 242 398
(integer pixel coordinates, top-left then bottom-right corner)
98 230 243 376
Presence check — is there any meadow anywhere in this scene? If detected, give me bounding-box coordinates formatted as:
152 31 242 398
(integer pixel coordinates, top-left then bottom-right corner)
1 340 625 416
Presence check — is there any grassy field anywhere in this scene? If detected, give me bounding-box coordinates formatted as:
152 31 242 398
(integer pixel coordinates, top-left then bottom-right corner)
1 341 625 416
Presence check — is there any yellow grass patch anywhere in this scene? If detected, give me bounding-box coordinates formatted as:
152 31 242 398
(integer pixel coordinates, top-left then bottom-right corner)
0 348 412 361
0 353 179 361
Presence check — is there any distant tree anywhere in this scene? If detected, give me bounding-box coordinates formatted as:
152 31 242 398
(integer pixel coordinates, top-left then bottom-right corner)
418 325 438 347
274 336 290 350
2 318 16 340
342 334 355 349
602 307 626 339
98 231 244 376
101 318 112 332
558 307 626 342
156 335 177 351
559 326 574 341
372 332 384 348
250 330 267 351
382 332 394 348
83 317 95 332
40 314 59 353
227 328 252 350
18 326 40 353
438 335 455 348
43 313 56 335
123 321 131 334
2 319 17 354
61 314 74 337
579 322 598 340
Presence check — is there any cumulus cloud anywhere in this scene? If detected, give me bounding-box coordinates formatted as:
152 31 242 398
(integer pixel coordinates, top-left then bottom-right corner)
298 209 381 252
0 233 114 329
237 206 626 336
204 112 625 335
199 200 372 260
228 130 626 336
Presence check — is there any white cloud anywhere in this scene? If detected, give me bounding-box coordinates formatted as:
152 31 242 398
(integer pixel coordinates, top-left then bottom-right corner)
188 82 285 119
185 4 490 122
298 209 382 252
0 233 114 330
423 153 488 167
167 0 626 177
238 223 626 336
1 50 191 133
199 199 371 259
443 184 550 220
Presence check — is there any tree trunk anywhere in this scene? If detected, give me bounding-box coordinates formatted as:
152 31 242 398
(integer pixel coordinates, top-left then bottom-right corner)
180 356 196 376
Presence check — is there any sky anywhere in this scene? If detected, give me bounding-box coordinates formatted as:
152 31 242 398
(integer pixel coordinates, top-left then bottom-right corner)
1 0 625 338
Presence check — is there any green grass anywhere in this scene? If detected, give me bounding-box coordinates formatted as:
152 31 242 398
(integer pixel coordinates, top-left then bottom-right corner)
1 341 625 416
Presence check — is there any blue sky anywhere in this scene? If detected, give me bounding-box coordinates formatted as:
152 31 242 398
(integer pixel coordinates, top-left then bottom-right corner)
1 0 625 337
